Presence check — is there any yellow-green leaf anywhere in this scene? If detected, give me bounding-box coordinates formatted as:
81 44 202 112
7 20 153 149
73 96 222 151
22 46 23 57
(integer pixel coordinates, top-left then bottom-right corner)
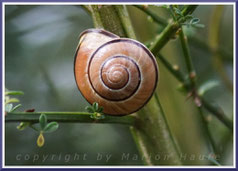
37 132 45 147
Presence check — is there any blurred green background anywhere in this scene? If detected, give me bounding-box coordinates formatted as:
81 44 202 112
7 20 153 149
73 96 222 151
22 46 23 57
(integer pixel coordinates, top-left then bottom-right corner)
5 5 233 165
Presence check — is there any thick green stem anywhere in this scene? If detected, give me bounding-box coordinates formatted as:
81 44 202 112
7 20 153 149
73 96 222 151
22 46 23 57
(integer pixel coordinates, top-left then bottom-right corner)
149 5 198 54
135 5 232 63
132 95 181 165
5 112 135 125
88 5 126 37
146 5 232 131
88 5 182 165
150 22 179 54
115 6 137 39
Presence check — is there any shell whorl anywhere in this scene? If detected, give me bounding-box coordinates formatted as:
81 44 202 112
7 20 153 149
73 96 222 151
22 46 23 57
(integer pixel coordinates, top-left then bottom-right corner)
74 29 159 115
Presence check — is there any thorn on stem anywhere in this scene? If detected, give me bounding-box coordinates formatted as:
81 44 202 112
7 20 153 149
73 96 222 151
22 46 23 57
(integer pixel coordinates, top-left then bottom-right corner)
206 115 212 122
142 5 148 9
173 65 179 71
186 89 202 107
189 71 196 79
176 28 182 35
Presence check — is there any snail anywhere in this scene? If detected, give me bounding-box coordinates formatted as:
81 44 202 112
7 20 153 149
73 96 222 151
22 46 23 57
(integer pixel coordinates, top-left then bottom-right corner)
74 29 159 115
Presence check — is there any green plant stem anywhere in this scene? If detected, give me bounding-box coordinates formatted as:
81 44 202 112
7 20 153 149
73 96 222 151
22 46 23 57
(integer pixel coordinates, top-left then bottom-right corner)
197 107 218 155
133 96 181 165
115 6 137 39
188 36 233 63
156 53 233 130
149 5 198 54
178 25 229 154
88 5 126 37
150 22 180 54
5 112 135 125
201 98 233 130
154 92 182 157
135 5 232 63
179 28 196 87
130 126 153 165
146 5 233 131
157 53 186 84
133 5 167 26
178 27 233 129
87 5 182 165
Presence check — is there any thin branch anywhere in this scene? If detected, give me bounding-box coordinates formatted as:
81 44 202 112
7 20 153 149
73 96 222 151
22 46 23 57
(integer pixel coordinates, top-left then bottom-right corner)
179 28 196 87
201 98 233 130
177 25 219 154
157 53 187 84
135 5 231 63
149 5 198 54
188 36 233 63
133 5 167 26
5 112 136 126
178 27 233 132
150 22 180 54
197 107 218 155
147 5 233 131
156 53 233 130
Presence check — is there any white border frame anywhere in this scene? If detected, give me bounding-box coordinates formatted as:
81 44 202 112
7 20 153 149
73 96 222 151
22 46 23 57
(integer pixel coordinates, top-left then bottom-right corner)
2 1 236 169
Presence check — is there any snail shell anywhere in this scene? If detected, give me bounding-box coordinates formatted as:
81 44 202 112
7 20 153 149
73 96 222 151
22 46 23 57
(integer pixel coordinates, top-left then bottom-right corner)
74 29 159 115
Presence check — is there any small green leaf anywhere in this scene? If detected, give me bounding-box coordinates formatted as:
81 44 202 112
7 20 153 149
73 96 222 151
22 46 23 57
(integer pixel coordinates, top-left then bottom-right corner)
198 80 219 96
17 122 30 130
174 7 182 16
86 106 94 113
160 5 170 9
10 104 22 112
193 23 205 28
147 16 153 22
5 91 24 96
93 102 98 111
37 132 45 147
39 114 47 130
5 104 13 112
190 18 200 24
185 15 193 20
6 98 19 104
97 106 104 113
43 122 59 133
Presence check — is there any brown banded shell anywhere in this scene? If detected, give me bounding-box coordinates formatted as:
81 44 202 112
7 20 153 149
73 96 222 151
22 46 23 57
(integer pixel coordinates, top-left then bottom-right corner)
74 29 159 115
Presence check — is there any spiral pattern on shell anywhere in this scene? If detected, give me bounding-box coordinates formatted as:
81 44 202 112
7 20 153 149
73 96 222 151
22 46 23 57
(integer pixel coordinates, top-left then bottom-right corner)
74 29 159 115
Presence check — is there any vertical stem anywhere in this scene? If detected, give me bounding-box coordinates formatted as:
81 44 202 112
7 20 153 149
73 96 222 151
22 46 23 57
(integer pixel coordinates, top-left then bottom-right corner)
150 22 180 54
88 5 182 165
178 27 218 158
115 6 137 39
154 92 182 157
179 29 196 87
197 107 218 155
149 5 198 54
